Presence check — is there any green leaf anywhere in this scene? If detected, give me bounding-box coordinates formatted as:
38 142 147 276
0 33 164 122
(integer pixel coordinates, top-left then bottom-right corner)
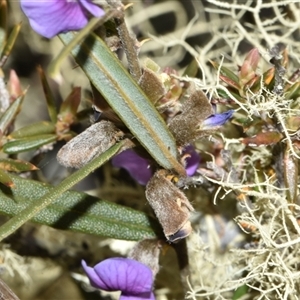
10 121 56 139
219 74 240 90
0 173 157 240
232 285 248 299
58 32 185 175
0 158 38 172
3 134 57 154
0 0 7 56
37 66 57 123
0 169 14 187
210 60 240 89
0 22 21 67
57 87 81 133
216 87 245 102
285 82 300 100
251 67 275 93
183 58 199 78
0 94 24 135
0 141 156 241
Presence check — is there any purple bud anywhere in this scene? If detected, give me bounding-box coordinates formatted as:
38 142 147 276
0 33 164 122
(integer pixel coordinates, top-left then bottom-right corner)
202 110 234 128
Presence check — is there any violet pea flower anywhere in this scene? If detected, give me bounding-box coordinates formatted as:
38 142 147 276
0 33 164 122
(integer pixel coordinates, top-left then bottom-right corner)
82 258 155 300
112 145 200 185
112 110 233 185
112 149 154 186
20 0 104 38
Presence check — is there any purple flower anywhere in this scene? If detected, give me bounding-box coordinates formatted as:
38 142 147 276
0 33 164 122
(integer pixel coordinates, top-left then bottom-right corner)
112 145 200 185
82 258 155 300
202 110 234 128
112 149 153 185
112 111 232 185
20 0 104 38
182 144 200 176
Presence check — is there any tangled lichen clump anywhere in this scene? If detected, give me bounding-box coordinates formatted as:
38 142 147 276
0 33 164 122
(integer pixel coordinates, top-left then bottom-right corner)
158 1 300 298
235 196 300 299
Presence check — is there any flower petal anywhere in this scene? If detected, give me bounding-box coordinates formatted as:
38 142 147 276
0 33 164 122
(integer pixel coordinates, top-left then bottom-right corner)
202 110 234 128
83 258 153 294
113 146 201 184
20 0 104 38
82 260 107 289
112 149 153 185
79 0 104 16
183 145 200 176
120 292 156 300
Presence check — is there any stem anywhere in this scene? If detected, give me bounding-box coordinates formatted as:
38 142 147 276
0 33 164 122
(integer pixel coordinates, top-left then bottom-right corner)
106 0 142 81
173 239 190 295
0 141 125 242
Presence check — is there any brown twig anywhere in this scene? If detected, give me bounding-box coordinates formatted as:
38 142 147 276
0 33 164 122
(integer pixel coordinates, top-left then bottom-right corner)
106 0 142 81
172 239 190 296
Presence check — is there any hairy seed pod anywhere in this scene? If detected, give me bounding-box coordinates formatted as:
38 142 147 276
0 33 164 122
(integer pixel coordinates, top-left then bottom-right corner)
57 120 124 168
145 170 194 242
168 85 213 147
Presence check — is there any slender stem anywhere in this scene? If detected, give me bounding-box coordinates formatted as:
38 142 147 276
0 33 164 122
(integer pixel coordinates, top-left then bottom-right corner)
106 0 142 81
0 141 125 242
173 239 190 295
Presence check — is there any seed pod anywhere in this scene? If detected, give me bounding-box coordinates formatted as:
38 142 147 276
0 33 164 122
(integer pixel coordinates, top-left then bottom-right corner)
145 170 194 242
128 239 162 277
168 84 213 147
57 120 124 168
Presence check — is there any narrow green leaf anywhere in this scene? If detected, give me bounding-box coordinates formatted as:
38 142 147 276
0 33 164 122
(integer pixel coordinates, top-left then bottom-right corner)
0 169 13 187
3 134 57 154
251 67 275 93
48 17 107 80
0 93 24 134
232 285 248 299
183 58 199 78
210 60 240 87
0 158 38 172
37 66 57 123
0 141 134 241
59 32 185 175
285 82 300 100
0 173 157 240
57 87 81 132
10 121 55 138
0 22 21 67
0 0 7 56
220 74 240 90
216 88 245 102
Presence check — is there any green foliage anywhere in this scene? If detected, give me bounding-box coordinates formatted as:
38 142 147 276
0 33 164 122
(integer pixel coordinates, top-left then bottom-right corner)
59 31 185 174
0 173 157 240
